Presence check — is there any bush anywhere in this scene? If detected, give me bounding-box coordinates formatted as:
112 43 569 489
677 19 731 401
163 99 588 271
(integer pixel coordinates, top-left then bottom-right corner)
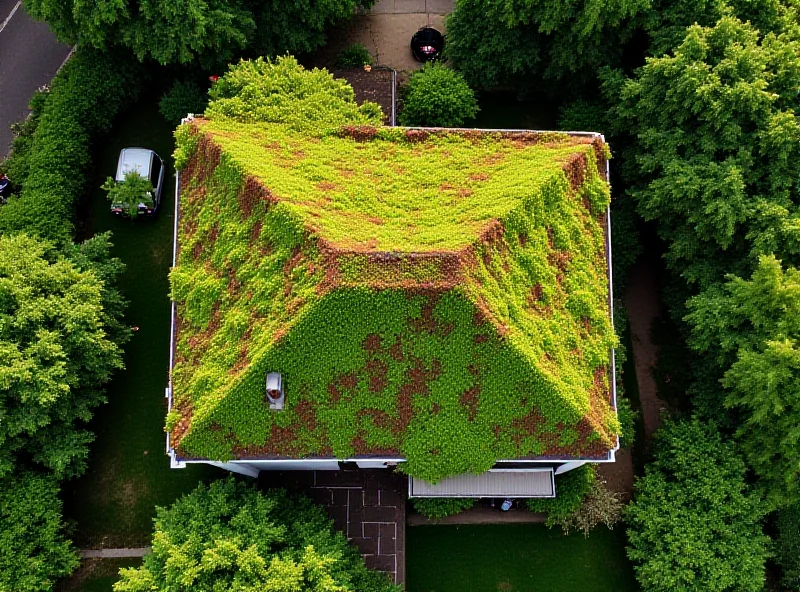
114 478 397 592
527 465 595 527
412 497 475 519
558 478 622 537
777 504 800 590
0 47 145 243
206 55 383 133
159 79 209 124
336 43 373 68
617 395 637 449
399 63 479 128
0 471 79 592
625 419 769 592
0 88 49 191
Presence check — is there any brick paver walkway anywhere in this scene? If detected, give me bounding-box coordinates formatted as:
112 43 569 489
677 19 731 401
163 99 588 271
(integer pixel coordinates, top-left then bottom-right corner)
259 469 407 585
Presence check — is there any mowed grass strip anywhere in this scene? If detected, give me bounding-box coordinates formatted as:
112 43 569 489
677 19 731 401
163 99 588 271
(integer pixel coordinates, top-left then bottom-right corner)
405 524 638 592
62 99 222 548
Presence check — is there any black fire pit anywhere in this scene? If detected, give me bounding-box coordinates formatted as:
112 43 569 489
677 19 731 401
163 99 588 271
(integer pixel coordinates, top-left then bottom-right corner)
411 27 444 62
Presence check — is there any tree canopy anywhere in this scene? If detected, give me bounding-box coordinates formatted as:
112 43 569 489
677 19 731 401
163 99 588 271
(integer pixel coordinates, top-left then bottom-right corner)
625 419 769 592
608 14 800 287
0 233 127 479
686 255 800 508
22 0 372 66
0 471 80 592
445 0 648 88
114 478 398 592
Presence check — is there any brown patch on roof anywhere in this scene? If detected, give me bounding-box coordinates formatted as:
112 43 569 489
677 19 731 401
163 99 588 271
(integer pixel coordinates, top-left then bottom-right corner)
410 292 454 337
548 250 572 272
366 359 389 393
358 408 392 430
459 385 481 421
169 401 193 445
316 180 340 192
364 333 382 352
562 151 588 194
249 221 263 246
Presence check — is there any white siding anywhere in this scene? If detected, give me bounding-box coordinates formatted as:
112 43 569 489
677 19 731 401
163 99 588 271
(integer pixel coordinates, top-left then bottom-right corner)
410 469 555 498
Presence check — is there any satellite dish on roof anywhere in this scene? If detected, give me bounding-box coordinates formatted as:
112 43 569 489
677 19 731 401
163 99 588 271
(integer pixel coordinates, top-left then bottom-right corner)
411 27 444 63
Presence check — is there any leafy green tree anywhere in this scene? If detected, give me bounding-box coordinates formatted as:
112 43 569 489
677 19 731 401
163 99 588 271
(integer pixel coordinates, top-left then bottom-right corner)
23 0 372 66
608 14 800 288
686 255 800 508
445 0 647 88
113 478 398 592
205 56 383 132
102 171 156 218
625 419 769 592
527 464 595 526
399 64 479 127
0 233 127 478
0 471 80 592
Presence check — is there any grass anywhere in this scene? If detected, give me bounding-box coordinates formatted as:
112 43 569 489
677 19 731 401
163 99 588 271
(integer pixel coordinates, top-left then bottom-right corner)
61 98 222 548
56 558 142 592
406 524 638 592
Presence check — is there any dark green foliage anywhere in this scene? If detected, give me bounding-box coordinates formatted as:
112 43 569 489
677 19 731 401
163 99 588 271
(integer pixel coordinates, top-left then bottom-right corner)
412 497 476 519
686 255 800 509
610 14 800 288
113 478 397 591
159 80 209 124
399 64 479 127
445 0 648 89
527 465 594 526
0 234 127 479
776 503 800 590
616 394 636 449
336 43 373 68
23 0 371 66
625 419 769 592
0 48 145 243
0 89 49 191
0 471 80 592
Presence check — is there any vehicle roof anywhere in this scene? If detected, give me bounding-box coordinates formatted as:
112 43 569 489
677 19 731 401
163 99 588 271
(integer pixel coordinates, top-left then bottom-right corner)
116 148 157 181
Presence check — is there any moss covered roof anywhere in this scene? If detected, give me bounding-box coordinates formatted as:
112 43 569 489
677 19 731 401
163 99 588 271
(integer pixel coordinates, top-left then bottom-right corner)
168 119 618 483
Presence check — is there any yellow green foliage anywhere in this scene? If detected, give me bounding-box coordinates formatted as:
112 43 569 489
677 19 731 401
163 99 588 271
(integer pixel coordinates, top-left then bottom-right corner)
168 121 618 483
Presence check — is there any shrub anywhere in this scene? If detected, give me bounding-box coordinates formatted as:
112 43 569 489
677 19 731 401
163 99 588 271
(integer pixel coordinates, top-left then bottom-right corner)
206 55 382 133
777 504 800 590
159 79 209 124
412 497 475 519
617 395 637 449
0 47 145 243
625 419 769 592
527 465 595 527
558 478 622 537
102 171 155 217
0 471 80 592
0 88 49 191
336 43 373 68
114 478 397 592
399 64 479 128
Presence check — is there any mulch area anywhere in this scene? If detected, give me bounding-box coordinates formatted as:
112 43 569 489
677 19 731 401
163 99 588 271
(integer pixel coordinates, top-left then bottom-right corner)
330 67 396 125
259 469 407 585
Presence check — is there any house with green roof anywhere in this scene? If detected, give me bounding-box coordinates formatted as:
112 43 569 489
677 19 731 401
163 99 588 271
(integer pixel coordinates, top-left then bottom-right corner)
165 116 619 498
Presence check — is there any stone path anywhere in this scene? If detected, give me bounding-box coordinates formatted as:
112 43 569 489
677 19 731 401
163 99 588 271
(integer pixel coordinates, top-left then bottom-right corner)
259 470 407 585
625 260 667 444
311 0 454 71
80 548 150 559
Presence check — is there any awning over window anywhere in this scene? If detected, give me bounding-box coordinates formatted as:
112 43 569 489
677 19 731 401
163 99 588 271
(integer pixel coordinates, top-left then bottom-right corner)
409 469 555 498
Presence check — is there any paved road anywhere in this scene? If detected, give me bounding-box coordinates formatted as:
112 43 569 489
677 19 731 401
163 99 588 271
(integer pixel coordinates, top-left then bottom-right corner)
0 0 72 158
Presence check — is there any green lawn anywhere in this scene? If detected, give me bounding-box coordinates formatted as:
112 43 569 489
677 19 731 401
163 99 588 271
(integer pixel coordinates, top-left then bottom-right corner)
62 97 222 548
406 524 638 592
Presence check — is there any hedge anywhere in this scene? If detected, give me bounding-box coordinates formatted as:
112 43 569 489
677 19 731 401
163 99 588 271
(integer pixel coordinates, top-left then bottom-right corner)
0 48 145 242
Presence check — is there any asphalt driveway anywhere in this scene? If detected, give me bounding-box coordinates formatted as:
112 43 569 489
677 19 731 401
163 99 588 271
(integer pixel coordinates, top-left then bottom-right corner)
0 0 72 158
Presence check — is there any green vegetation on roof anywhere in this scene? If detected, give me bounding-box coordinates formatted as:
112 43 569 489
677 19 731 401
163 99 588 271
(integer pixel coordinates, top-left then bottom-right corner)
168 119 618 483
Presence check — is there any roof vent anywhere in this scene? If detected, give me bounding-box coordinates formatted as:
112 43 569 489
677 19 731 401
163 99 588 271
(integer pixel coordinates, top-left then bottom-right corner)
266 372 284 410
